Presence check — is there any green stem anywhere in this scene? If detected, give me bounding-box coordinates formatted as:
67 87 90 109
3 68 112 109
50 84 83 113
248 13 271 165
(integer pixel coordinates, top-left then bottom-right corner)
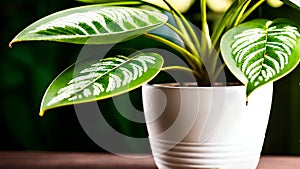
234 0 252 27
165 22 186 39
200 0 207 33
213 63 226 82
143 33 201 71
162 66 202 80
210 0 250 77
169 10 201 62
200 0 212 54
240 0 265 23
162 0 201 55
165 22 199 57
210 0 265 81
211 0 248 47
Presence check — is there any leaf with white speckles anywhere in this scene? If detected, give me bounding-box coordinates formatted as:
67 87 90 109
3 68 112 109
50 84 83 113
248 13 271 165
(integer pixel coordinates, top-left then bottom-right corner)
221 19 300 96
9 5 168 46
40 53 163 116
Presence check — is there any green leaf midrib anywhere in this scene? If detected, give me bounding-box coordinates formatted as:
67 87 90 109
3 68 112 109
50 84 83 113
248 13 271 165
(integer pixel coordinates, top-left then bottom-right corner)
253 21 272 84
9 5 168 46
222 19 300 96
33 9 158 36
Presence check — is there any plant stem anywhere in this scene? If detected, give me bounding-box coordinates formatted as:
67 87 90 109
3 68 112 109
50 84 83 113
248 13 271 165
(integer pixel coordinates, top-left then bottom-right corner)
240 0 265 23
143 33 201 71
162 0 202 55
200 0 207 35
210 0 251 78
211 0 249 47
162 66 202 80
200 0 212 54
164 22 188 43
165 22 199 57
213 63 226 82
234 0 252 27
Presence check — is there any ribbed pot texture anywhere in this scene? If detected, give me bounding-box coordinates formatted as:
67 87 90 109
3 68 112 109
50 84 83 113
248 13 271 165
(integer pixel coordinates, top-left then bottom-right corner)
142 83 273 169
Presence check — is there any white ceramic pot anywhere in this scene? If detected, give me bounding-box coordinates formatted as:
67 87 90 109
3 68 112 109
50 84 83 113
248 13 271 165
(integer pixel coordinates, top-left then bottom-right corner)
142 83 273 169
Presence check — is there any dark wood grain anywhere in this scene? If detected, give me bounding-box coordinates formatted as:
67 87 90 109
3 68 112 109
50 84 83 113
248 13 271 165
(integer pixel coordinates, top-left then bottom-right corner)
0 151 299 169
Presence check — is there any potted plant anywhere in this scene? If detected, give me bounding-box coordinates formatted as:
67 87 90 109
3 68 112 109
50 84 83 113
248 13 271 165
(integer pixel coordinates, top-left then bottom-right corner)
9 0 300 168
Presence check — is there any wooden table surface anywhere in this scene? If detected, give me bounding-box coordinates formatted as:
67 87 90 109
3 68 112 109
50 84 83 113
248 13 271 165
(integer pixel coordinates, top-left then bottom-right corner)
0 151 299 169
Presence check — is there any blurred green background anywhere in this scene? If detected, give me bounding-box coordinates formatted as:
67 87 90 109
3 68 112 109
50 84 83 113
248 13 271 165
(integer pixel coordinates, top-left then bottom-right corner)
0 0 299 155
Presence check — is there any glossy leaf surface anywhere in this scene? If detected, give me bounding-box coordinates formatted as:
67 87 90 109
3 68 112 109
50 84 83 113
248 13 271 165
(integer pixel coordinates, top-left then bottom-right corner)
40 53 163 116
10 5 168 46
77 0 170 10
221 19 300 96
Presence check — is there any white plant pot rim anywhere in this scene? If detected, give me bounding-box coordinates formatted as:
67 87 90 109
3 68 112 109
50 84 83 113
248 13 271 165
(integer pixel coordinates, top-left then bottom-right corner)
149 82 244 88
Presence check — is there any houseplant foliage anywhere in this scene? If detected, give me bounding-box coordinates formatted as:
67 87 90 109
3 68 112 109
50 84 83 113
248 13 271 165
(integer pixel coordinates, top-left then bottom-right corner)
9 0 300 116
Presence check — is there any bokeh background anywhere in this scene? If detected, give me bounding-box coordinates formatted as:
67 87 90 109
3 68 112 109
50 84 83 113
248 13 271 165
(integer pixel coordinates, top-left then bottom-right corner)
1 0 299 155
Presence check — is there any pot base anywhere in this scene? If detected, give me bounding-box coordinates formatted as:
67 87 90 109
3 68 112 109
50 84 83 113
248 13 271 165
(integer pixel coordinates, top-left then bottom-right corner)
151 138 260 169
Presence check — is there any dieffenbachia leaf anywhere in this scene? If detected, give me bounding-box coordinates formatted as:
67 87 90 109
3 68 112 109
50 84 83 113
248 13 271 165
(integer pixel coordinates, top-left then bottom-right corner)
9 5 168 46
76 0 170 10
76 1 145 6
40 53 163 116
280 0 300 10
221 19 300 96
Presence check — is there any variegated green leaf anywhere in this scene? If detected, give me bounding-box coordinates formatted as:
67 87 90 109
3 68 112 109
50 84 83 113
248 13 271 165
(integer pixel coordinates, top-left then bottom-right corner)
9 5 168 46
76 1 144 6
39 53 163 116
76 0 170 10
221 19 300 96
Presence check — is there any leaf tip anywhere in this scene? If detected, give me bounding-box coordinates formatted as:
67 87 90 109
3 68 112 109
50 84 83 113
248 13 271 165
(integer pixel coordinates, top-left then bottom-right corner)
9 39 18 48
39 110 45 117
8 41 14 48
